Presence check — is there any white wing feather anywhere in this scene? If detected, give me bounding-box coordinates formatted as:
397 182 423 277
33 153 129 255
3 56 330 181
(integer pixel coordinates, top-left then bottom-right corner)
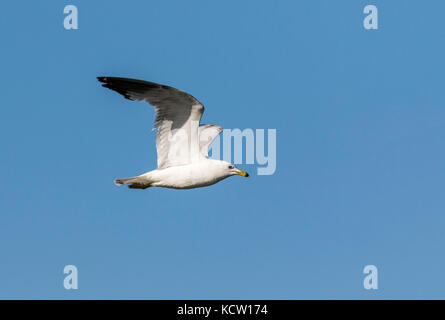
198 124 222 157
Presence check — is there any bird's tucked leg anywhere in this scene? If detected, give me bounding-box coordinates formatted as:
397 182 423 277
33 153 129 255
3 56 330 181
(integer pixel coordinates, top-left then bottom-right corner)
128 182 151 189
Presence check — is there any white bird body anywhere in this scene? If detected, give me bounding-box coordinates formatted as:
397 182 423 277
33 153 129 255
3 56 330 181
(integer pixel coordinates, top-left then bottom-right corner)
136 159 235 189
97 77 249 190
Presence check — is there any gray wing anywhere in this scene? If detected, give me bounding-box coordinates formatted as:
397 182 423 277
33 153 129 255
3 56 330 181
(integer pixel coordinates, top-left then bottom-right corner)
98 77 204 168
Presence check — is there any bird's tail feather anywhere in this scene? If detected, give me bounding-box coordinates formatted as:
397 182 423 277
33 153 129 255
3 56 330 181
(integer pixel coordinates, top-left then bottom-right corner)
114 176 151 189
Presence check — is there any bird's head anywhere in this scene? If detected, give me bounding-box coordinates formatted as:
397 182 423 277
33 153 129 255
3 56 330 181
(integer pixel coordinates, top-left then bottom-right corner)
219 161 249 178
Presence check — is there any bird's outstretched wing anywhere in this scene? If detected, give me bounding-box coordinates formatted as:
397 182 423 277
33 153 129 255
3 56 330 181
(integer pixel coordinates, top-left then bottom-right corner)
199 124 222 157
97 77 204 168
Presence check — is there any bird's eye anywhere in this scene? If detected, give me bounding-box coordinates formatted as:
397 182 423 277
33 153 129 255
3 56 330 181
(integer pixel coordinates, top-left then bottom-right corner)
228 165 234 169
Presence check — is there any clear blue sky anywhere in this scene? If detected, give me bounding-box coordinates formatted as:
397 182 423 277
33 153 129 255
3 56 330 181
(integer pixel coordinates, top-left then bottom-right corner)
1 0 445 299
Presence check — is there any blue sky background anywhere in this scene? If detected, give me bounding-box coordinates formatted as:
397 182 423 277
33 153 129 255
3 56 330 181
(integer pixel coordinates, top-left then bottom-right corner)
1 0 445 299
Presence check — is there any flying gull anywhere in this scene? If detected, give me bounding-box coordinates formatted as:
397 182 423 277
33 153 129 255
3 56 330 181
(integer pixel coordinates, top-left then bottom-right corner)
97 77 249 190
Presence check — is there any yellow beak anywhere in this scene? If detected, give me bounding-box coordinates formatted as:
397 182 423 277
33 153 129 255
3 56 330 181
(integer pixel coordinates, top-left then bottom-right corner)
236 170 249 177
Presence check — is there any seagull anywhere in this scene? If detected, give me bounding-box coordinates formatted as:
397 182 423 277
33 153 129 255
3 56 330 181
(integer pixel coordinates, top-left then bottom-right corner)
97 77 249 190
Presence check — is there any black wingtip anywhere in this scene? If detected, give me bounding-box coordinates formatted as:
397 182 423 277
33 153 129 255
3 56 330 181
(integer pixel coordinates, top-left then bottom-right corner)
96 77 179 102
97 77 135 101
